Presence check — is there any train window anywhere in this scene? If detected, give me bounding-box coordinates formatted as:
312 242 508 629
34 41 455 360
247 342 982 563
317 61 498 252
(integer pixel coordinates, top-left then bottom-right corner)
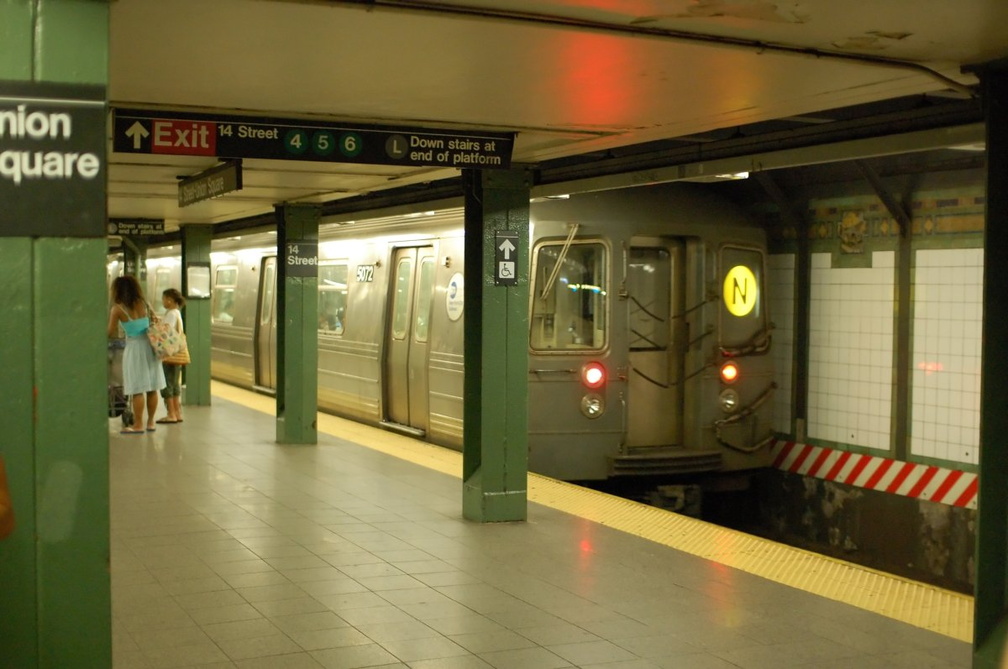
260 261 275 326
213 265 238 324
319 262 348 335
391 257 412 340
414 257 435 343
530 242 607 351
627 247 671 351
150 267 173 316
719 246 767 349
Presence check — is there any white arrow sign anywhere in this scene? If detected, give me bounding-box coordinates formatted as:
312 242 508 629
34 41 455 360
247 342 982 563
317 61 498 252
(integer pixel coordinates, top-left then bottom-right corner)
498 238 516 259
125 121 149 150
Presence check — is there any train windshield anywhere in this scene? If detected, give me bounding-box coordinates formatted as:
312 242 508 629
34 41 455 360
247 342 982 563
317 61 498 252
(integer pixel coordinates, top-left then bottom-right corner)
530 241 607 351
719 245 767 350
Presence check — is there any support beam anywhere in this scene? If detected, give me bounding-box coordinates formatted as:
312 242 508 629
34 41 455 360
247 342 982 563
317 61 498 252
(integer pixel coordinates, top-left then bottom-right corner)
0 2 111 666
275 204 320 444
461 168 530 522
754 172 810 437
180 225 213 407
974 64 1008 669
855 161 917 462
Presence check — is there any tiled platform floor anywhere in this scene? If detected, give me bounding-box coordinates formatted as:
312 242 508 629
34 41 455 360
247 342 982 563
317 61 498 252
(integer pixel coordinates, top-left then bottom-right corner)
110 394 972 668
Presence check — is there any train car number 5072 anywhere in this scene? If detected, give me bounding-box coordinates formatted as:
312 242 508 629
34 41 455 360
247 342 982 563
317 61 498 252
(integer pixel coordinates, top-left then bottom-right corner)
356 265 375 282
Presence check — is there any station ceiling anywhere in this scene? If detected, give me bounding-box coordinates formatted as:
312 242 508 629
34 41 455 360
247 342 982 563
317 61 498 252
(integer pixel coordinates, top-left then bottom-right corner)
107 0 1004 234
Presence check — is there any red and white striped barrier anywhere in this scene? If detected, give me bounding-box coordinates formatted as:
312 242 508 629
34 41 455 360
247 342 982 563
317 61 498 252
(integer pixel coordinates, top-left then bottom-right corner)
770 439 977 509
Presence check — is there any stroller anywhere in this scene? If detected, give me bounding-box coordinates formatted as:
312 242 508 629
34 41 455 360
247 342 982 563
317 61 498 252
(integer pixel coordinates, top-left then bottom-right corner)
108 339 134 427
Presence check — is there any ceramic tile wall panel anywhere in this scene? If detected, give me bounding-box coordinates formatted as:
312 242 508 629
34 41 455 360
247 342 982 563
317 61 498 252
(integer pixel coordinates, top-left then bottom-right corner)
807 251 894 450
768 253 795 434
911 248 983 465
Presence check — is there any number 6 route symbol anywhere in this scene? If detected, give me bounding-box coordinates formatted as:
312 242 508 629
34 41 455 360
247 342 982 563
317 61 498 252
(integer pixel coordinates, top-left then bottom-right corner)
341 133 363 158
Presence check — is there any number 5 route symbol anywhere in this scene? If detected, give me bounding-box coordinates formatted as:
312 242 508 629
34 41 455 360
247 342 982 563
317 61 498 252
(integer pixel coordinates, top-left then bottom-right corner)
313 131 335 156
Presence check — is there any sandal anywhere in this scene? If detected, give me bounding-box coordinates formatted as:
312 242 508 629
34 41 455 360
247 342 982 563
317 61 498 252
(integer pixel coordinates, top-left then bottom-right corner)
156 418 179 424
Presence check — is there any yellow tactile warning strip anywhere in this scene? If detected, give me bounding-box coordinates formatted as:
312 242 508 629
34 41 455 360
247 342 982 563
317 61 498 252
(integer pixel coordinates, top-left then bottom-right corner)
211 381 974 642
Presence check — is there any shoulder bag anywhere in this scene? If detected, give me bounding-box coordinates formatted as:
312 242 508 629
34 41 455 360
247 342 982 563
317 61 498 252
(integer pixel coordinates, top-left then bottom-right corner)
146 304 185 359
163 341 190 366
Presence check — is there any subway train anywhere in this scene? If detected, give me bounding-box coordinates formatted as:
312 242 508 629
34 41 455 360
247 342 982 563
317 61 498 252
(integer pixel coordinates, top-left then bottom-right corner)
125 182 776 483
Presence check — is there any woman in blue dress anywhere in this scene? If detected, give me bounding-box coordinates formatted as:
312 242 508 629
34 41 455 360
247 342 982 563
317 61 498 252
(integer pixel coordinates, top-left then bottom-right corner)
107 276 166 434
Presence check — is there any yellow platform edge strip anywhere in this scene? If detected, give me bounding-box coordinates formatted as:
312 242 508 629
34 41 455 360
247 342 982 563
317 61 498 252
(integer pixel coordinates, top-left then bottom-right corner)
211 382 973 642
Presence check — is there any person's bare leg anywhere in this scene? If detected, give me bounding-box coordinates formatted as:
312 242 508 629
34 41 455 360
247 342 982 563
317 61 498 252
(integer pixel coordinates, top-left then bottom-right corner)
128 394 144 431
170 396 182 421
146 391 159 430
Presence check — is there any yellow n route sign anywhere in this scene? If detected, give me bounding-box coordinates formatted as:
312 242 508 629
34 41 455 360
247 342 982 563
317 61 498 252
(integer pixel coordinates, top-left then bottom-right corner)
724 265 758 317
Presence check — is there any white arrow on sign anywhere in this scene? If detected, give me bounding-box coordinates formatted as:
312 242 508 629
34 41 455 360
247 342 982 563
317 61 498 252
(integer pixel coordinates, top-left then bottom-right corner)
125 121 149 149
498 238 516 259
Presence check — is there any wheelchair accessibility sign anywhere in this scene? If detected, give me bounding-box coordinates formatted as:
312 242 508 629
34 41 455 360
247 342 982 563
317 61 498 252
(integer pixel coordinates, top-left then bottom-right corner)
494 230 519 286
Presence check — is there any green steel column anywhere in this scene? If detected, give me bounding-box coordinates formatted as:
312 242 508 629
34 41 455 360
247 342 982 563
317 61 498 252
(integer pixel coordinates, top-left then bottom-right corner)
180 225 213 406
461 168 530 522
974 62 1008 669
275 204 319 444
0 1 111 667
121 236 146 282
0 238 39 665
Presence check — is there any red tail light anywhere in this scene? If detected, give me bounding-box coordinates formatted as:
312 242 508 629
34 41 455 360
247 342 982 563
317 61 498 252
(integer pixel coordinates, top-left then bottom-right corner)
720 361 739 384
582 362 606 389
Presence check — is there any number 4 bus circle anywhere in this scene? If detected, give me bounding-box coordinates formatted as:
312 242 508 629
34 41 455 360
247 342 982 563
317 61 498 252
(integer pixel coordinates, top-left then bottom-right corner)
340 133 363 158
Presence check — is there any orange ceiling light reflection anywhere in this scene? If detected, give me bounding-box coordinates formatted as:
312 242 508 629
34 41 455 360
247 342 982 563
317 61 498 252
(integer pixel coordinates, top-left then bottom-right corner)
557 33 634 125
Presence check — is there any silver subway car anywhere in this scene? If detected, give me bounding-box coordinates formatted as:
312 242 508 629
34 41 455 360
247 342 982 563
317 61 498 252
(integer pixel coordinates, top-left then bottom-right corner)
205 182 774 482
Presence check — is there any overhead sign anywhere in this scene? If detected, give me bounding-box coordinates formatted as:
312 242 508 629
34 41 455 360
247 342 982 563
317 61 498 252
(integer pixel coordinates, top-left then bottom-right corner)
107 219 166 236
112 108 514 169
494 230 519 286
178 161 242 207
1 81 106 237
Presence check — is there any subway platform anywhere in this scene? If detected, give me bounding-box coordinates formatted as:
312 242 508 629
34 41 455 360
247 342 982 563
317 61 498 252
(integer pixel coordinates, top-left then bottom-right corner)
109 383 973 669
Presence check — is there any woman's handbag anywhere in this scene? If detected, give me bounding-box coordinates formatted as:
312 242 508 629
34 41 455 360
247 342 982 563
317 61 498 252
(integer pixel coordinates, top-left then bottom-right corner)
163 339 190 366
146 305 185 359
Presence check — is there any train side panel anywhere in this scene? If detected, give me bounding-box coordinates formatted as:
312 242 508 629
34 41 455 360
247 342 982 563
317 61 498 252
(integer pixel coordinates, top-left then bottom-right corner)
316 222 466 446
317 238 391 423
209 251 259 389
426 233 466 448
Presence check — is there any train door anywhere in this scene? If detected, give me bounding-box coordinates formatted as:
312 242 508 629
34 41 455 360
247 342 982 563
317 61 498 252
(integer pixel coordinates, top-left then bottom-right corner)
254 256 278 391
383 246 435 434
624 239 685 448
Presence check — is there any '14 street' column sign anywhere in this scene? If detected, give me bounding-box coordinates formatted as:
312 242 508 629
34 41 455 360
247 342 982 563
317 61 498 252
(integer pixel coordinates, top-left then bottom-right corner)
112 108 514 170
1 82 106 237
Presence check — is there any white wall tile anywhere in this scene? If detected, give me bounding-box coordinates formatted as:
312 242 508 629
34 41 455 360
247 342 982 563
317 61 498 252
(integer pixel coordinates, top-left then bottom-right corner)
910 247 983 465
807 252 894 450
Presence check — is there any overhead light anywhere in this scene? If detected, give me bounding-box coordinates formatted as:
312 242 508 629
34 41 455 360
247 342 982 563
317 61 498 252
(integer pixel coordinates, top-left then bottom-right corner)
950 143 985 152
680 172 750 183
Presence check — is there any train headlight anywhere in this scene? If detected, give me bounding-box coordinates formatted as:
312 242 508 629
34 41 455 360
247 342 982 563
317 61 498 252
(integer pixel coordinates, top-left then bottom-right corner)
719 388 739 413
581 362 606 389
581 393 605 418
